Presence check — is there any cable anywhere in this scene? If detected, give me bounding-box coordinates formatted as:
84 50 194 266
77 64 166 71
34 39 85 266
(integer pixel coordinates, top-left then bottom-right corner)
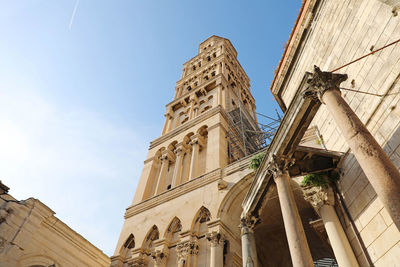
340 87 399 97
330 38 400 73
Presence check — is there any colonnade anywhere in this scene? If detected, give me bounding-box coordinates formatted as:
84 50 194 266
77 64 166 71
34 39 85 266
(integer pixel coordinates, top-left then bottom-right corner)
153 133 206 196
240 66 400 266
148 233 225 267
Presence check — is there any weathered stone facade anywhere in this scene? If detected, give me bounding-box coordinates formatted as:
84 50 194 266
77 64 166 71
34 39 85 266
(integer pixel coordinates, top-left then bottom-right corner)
266 0 400 266
113 1 400 265
111 36 257 267
0 182 110 267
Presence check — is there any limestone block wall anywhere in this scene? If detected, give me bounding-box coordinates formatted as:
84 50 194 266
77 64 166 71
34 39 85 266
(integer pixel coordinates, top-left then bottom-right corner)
277 0 400 266
0 192 110 267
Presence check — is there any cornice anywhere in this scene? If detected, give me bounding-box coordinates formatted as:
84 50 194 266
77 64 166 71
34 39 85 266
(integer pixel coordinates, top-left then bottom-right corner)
125 169 222 219
269 0 321 111
42 215 110 261
149 105 230 150
168 73 223 108
125 153 255 219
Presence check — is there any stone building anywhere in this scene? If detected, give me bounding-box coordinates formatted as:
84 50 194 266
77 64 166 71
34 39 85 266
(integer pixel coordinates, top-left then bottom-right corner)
241 0 400 266
112 0 400 266
0 182 110 267
111 35 263 267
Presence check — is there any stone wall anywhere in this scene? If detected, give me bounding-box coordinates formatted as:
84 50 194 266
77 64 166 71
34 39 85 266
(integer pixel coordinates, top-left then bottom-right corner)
0 186 110 267
277 0 400 265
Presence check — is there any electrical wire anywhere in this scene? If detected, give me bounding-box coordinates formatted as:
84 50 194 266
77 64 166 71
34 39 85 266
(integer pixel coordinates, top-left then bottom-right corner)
330 38 400 73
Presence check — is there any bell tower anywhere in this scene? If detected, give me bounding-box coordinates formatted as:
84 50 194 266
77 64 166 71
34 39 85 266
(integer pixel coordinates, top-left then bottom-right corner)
112 36 259 267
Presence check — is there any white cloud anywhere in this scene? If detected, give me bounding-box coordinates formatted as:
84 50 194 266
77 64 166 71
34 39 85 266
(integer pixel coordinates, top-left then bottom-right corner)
0 81 147 255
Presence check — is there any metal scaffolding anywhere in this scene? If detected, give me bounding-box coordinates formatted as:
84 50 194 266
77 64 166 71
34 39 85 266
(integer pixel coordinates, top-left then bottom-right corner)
227 102 281 164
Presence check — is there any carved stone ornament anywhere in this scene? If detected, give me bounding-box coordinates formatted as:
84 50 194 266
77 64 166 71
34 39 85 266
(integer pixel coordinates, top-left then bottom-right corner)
206 231 225 247
151 250 168 265
302 185 335 213
269 154 295 178
303 65 348 103
130 257 146 267
176 240 199 263
239 215 260 234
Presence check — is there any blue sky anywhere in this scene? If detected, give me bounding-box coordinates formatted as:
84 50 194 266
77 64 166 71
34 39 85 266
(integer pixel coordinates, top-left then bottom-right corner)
0 1 302 256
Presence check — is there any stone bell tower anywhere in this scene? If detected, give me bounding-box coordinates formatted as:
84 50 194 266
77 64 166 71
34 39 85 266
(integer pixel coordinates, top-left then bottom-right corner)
111 36 259 267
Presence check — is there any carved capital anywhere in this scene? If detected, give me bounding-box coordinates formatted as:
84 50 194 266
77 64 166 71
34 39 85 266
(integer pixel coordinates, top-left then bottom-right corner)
190 134 205 147
304 66 348 103
176 241 199 263
174 143 185 157
239 215 259 234
151 250 168 266
302 185 335 213
130 257 146 267
206 231 225 247
269 154 295 178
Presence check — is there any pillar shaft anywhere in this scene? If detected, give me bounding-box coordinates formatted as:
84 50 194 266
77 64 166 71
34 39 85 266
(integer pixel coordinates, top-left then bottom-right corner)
154 156 168 194
171 147 184 187
320 204 359 267
240 219 258 267
322 88 400 229
189 140 199 180
275 171 314 267
207 231 224 267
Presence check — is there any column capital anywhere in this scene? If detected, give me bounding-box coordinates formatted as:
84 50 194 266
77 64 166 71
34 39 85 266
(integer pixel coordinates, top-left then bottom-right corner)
176 240 199 262
269 154 295 178
174 143 185 156
239 215 260 234
206 231 225 247
302 185 335 213
151 250 168 266
304 66 348 103
190 134 205 147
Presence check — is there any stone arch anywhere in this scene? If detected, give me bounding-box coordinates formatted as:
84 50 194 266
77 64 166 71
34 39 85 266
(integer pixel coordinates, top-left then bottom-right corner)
143 147 165 199
142 225 159 251
181 132 194 183
164 216 182 241
17 254 58 267
191 206 211 236
119 233 135 260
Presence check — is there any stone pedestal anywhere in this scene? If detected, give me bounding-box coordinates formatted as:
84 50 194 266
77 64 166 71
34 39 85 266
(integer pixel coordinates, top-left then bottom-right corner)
306 66 400 230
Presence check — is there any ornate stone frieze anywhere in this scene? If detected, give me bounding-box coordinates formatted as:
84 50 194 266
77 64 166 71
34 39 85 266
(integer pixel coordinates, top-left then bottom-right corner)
302 185 335 212
303 65 348 103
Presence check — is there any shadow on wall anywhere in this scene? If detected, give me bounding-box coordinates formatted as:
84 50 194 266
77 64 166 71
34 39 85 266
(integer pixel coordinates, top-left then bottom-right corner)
337 123 400 266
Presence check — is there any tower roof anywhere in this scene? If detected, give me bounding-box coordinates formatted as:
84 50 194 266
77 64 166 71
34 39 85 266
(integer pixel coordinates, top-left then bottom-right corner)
198 35 237 57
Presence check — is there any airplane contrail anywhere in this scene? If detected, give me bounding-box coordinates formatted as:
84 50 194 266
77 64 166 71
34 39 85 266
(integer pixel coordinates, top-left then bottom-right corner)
69 0 80 30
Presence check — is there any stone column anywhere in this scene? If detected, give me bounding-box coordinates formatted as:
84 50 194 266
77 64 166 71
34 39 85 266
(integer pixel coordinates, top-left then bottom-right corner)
189 136 201 180
151 250 167 267
306 66 400 229
303 186 359 267
239 216 259 267
171 144 184 188
206 231 224 267
154 154 169 194
271 157 314 267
